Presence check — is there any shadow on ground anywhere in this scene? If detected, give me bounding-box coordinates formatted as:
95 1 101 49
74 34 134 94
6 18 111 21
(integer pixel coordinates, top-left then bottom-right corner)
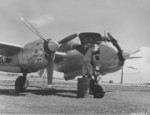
28 88 77 98
0 87 78 98
0 89 26 96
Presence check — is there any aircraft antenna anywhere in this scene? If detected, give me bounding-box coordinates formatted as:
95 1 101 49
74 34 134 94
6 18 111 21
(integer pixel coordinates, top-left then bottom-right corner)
104 30 106 37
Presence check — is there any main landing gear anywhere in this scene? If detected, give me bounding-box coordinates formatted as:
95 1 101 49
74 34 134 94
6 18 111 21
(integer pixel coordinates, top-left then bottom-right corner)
89 72 105 98
15 73 29 93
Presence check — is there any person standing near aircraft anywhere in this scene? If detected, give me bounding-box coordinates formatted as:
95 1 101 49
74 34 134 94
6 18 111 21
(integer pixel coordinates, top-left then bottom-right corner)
79 33 103 78
82 44 95 78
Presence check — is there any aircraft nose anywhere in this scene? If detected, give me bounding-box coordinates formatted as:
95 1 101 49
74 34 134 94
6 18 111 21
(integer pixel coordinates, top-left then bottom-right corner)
109 43 118 55
101 42 118 56
95 42 118 63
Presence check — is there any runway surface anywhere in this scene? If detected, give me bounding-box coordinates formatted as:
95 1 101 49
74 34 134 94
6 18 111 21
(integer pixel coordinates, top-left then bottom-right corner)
0 75 150 114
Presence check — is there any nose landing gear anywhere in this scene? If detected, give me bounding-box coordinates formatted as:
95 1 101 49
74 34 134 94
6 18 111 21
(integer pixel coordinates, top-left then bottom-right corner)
92 83 105 98
89 69 105 98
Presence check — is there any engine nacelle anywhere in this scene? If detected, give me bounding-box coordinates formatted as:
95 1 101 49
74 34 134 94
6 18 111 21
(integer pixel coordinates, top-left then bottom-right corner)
64 69 81 80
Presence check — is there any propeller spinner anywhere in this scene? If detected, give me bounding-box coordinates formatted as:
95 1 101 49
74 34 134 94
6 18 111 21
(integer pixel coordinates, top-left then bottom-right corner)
21 17 77 85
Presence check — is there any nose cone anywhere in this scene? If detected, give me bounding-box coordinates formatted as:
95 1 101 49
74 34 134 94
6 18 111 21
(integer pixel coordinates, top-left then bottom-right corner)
109 43 118 55
101 42 118 56
92 42 118 66
48 40 59 52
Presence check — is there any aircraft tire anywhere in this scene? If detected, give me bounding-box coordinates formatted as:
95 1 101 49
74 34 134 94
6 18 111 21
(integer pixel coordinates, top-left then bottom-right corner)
93 84 105 98
89 79 95 94
15 76 27 93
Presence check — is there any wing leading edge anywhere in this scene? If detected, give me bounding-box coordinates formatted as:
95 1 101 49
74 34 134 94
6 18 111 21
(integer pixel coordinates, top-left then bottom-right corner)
0 42 22 56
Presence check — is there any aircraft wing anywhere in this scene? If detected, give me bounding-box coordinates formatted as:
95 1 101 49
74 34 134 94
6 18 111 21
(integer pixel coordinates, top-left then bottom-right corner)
0 42 22 56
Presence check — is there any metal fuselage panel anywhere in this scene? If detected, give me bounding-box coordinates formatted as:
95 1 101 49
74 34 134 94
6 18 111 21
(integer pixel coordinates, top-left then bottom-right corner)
0 40 48 73
55 41 122 80
0 40 122 77
20 40 48 72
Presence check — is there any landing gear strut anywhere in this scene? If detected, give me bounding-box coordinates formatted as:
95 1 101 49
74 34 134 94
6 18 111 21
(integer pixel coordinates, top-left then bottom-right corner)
89 70 105 98
15 73 29 93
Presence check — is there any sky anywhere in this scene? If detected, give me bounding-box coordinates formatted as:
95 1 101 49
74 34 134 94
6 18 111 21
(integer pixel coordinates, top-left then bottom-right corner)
0 0 150 83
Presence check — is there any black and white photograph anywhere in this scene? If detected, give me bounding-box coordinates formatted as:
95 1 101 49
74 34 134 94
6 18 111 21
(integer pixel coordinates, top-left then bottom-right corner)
0 0 150 114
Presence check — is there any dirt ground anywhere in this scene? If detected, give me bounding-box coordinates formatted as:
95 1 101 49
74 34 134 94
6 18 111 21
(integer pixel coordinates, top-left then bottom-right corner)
0 75 150 114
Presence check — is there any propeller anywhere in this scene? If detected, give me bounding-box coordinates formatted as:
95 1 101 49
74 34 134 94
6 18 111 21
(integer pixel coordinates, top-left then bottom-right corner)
120 65 137 84
21 17 77 86
47 55 54 85
21 17 47 42
121 67 124 84
58 34 77 44
106 32 125 84
107 32 118 42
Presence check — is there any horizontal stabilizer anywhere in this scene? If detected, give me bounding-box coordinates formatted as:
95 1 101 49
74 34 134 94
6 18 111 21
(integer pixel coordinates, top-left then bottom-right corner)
123 48 141 60
128 48 140 55
127 56 142 59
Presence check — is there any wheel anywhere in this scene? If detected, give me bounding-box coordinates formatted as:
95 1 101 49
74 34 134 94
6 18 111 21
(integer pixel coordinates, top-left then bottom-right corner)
15 76 27 93
93 84 105 98
89 79 95 94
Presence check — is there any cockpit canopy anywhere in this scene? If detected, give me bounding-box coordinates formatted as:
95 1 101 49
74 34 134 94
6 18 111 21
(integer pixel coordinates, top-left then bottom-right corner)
78 32 104 45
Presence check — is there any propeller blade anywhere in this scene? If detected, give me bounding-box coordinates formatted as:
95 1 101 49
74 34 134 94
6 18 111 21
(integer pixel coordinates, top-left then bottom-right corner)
121 67 124 84
46 55 54 85
58 33 77 44
21 17 47 42
107 32 117 42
